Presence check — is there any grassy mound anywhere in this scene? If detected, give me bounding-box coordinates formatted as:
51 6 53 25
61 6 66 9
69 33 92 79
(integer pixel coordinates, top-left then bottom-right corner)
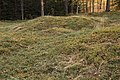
0 13 120 80
13 16 110 32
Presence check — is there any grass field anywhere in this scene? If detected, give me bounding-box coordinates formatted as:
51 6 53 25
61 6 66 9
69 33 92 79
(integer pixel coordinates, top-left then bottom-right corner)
0 12 120 80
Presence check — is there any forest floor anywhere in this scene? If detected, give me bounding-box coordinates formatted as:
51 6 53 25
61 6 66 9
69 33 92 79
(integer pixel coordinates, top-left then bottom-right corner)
0 12 120 80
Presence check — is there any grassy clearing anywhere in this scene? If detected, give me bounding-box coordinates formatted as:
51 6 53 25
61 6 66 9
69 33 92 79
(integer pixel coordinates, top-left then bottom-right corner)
0 13 120 80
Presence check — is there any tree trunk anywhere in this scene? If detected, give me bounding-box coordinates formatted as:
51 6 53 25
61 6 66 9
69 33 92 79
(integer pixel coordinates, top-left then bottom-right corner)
14 0 17 19
106 0 110 12
100 0 102 9
71 0 74 14
92 0 95 13
89 0 92 13
0 0 1 19
65 0 68 15
76 4 79 14
86 0 88 13
41 0 44 16
21 0 24 20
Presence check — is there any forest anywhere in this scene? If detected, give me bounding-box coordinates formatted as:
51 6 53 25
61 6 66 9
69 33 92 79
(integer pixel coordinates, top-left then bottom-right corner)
0 0 120 20
0 0 120 80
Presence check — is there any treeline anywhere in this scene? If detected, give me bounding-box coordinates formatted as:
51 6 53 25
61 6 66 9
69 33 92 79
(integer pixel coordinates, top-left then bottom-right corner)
0 0 120 20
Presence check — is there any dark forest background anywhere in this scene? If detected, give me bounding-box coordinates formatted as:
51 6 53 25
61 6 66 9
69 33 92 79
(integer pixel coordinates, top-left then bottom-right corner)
0 0 120 20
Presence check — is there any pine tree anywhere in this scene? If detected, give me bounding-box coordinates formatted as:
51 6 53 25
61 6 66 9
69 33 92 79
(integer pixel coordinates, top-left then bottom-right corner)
41 0 44 16
92 0 95 13
106 0 110 12
65 0 68 15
